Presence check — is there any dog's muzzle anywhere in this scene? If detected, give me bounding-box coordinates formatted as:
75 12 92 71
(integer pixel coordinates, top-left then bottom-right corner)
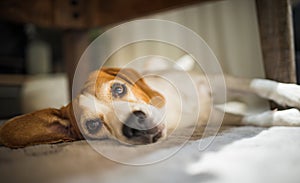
122 110 164 144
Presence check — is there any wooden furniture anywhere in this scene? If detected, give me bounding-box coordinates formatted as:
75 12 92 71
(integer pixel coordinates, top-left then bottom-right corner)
0 75 24 117
0 0 296 105
256 0 296 108
256 0 296 83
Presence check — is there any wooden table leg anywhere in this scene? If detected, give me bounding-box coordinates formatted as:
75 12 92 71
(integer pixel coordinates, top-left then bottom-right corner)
63 30 89 99
256 0 296 109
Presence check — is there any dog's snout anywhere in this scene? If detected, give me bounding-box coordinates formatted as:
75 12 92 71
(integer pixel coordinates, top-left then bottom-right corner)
122 125 162 143
122 111 163 143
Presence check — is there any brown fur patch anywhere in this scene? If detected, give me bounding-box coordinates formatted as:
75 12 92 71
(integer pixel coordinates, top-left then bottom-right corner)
0 105 83 148
97 68 165 108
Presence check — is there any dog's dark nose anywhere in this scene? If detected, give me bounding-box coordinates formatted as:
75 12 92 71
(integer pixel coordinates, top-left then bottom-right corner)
122 110 163 143
132 110 146 123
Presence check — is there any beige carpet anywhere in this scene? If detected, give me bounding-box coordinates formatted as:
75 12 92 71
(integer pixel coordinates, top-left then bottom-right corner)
0 126 268 183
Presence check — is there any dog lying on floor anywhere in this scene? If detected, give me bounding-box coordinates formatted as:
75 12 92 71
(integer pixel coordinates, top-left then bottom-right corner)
1 66 300 148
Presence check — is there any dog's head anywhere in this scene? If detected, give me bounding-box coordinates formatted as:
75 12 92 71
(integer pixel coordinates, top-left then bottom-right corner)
0 68 166 148
74 68 167 145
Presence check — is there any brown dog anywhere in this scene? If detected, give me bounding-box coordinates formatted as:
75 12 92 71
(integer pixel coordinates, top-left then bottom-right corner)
2 67 300 148
0 68 166 148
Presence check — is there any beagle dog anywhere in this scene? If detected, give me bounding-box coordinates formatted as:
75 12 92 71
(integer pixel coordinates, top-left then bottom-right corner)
1 67 300 148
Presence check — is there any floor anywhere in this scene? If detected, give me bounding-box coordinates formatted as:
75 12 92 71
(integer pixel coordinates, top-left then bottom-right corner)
1 125 299 183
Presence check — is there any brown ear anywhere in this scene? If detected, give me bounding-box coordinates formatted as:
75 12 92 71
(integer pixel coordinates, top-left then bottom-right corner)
0 106 81 148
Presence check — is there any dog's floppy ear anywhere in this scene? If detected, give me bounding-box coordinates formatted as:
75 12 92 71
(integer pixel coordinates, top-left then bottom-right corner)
0 104 82 148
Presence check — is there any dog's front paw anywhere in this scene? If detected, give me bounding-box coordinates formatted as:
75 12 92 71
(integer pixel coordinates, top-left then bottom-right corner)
270 83 300 108
242 108 300 126
273 108 300 126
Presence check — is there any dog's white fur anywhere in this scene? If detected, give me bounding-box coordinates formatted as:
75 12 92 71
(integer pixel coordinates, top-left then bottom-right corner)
245 79 300 126
2 55 300 148
77 56 300 145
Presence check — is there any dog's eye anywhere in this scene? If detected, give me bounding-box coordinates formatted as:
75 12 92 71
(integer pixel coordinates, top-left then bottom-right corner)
86 119 102 134
111 83 127 98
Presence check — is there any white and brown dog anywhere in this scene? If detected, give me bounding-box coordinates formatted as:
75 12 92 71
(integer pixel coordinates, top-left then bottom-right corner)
1 64 300 148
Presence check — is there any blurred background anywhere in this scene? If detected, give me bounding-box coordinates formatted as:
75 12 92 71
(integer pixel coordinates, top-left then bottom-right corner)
0 0 299 118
